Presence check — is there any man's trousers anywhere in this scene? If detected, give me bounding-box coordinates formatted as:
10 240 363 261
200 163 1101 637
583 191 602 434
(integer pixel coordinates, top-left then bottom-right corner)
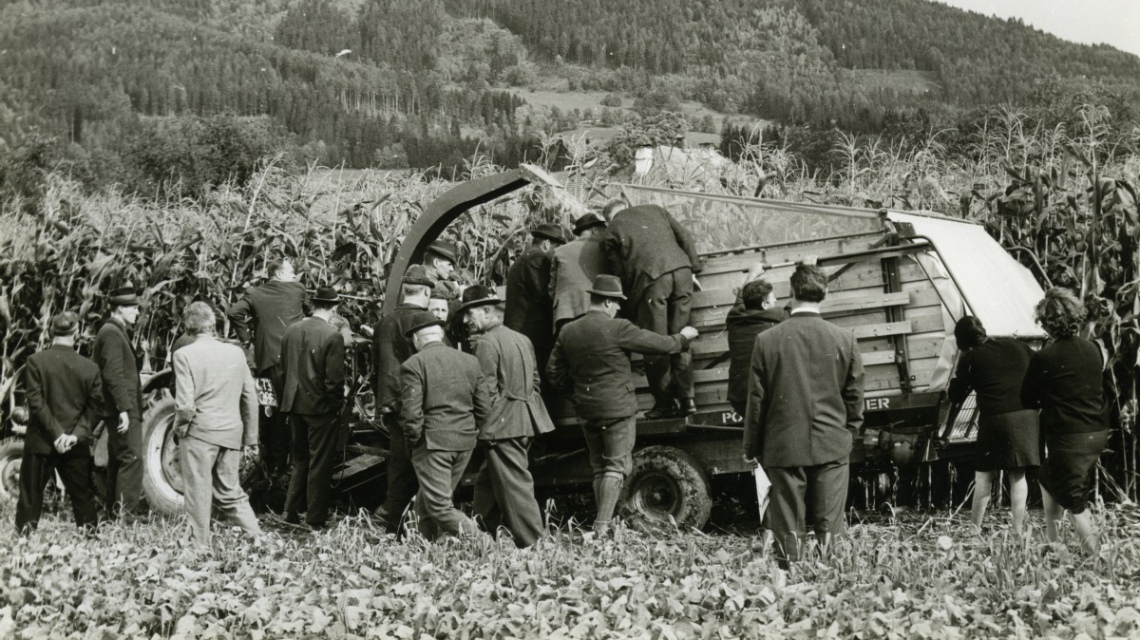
283 412 340 527
179 435 261 547
472 437 544 547
381 413 419 534
636 268 694 407
105 412 143 518
259 364 291 476
15 448 98 533
410 445 476 540
767 460 849 565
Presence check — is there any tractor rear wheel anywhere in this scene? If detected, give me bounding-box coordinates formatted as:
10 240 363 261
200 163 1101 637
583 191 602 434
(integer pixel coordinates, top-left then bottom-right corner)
621 446 712 530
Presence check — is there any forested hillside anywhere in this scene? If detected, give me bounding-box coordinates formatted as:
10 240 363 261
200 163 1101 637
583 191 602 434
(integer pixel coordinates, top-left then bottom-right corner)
1 0 1138 186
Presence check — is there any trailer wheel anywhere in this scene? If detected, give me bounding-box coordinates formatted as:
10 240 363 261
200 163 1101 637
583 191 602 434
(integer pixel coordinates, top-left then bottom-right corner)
621 446 712 530
0 438 25 502
141 397 185 515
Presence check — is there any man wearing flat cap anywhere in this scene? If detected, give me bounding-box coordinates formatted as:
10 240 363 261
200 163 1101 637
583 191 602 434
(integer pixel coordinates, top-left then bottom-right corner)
93 283 145 521
460 286 554 547
601 200 703 418
422 240 463 301
550 212 608 334
16 312 103 534
226 257 307 477
505 223 567 383
372 265 435 533
280 286 346 529
547 275 698 535
399 311 490 540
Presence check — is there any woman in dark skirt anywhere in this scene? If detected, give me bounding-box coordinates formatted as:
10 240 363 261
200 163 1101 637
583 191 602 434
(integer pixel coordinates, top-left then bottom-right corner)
949 316 1039 534
1020 288 1110 554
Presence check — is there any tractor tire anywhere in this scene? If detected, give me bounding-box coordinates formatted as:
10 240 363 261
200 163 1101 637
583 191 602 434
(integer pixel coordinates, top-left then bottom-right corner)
621 445 712 530
0 437 25 503
141 396 185 515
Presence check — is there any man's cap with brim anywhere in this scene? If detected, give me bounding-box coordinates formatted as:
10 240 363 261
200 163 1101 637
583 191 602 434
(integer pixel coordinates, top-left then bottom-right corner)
587 274 626 300
402 264 435 287
403 311 446 337
425 240 458 263
456 284 503 314
50 311 80 336
532 223 568 244
311 285 340 303
573 213 606 236
107 283 141 307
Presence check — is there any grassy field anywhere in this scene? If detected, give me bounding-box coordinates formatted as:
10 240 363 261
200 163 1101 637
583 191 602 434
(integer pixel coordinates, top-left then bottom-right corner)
2 499 1139 639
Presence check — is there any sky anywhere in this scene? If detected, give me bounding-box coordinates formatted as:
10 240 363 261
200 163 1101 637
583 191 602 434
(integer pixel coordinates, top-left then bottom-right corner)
937 0 1140 58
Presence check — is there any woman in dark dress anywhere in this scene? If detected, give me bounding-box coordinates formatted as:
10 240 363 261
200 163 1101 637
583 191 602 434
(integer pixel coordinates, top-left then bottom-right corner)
949 316 1039 534
1020 288 1110 554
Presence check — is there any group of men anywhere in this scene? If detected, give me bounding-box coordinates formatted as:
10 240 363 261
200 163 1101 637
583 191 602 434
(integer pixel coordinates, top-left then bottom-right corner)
17 199 865 567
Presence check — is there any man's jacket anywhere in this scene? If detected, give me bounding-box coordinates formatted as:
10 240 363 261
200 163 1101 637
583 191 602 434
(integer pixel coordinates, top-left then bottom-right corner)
226 280 307 373
743 312 865 468
372 303 427 413
550 236 606 325
726 306 788 414
280 317 345 416
505 244 555 353
24 345 103 455
399 341 489 451
173 335 259 450
547 310 689 421
471 325 555 441
601 205 701 306
92 317 142 421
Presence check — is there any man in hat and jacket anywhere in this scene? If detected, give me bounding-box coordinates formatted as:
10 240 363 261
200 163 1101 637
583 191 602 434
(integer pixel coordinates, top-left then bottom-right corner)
172 302 262 548
547 275 698 534
400 311 490 540
226 257 307 476
743 263 864 567
372 265 434 533
460 285 555 547
93 283 145 521
550 212 608 333
505 223 566 378
16 311 103 533
601 201 703 418
280 286 346 529
422 240 463 301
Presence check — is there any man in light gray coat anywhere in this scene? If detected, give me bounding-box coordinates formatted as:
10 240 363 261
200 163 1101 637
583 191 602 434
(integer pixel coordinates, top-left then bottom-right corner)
173 302 261 548
549 212 608 333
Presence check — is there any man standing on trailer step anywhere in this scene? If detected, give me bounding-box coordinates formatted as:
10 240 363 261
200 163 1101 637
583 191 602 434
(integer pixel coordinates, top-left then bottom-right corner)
173 302 261 548
400 311 490 541
600 200 703 418
280 286 346 530
505 223 567 384
16 312 103 534
550 212 608 334
226 257 308 477
461 285 555 548
372 265 435 534
743 262 864 569
547 275 698 535
94 283 145 522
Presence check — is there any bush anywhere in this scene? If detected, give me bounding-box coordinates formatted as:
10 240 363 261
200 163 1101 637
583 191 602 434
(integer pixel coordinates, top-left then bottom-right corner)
600 93 623 108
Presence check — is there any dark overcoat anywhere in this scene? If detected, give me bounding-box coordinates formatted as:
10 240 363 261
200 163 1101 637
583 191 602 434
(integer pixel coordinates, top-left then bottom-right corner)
280 317 345 416
505 245 555 359
399 342 489 451
471 325 555 440
601 205 701 306
226 280 307 373
726 306 788 414
372 302 428 413
92 318 142 423
24 345 103 455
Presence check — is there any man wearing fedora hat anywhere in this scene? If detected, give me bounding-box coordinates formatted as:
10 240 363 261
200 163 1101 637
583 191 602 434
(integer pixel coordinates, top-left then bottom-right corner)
226 257 307 477
550 212 608 333
93 282 146 521
399 311 490 540
280 286 346 529
16 311 103 534
460 286 554 547
547 275 698 535
505 224 567 381
601 202 703 418
372 265 435 533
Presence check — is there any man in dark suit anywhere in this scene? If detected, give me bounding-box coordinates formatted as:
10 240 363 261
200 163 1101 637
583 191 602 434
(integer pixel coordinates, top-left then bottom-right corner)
601 201 703 418
173 302 261 548
400 312 490 540
16 312 102 533
726 263 788 416
280 286 346 530
371 265 434 533
547 275 698 535
461 285 555 547
226 257 307 476
505 223 566 379
743 263 865 568
93 283 145 521
550 212 607 333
